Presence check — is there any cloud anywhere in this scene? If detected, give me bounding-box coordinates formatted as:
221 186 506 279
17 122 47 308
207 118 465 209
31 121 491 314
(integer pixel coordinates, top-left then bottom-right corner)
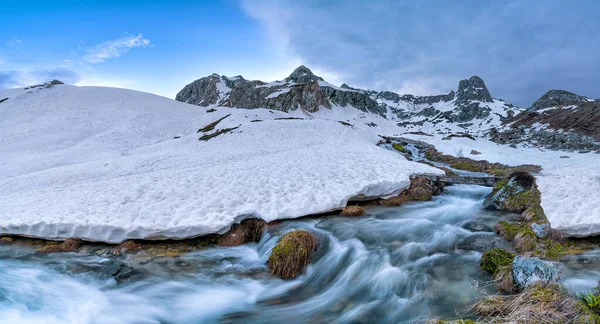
5 38 23 48
0 68 81 89
83 34 151 63
241 0 600 106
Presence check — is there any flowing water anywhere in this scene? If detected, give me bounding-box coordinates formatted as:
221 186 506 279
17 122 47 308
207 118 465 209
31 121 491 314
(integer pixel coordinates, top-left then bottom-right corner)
0 184 597 324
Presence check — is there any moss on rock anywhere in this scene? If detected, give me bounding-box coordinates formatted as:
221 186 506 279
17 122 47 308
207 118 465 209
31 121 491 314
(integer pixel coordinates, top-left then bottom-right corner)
392 143 407 153
268 230 317 280
480 248 515 274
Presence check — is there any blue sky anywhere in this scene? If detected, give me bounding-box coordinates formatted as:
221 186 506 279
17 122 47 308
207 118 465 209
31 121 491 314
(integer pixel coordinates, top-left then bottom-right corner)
1 0 598 106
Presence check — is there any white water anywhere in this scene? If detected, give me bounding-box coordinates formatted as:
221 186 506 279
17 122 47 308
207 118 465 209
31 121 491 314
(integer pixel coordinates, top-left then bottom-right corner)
0 185 522 323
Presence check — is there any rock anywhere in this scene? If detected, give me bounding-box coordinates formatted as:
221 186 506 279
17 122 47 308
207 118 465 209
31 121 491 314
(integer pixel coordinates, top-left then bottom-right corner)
559 156 570 158
285 65 323 83
218 218 267 246
101 259 142 283
531 223 550 239
462 221 493 232
470 150 482 155
531 90 591 111
340 205 365 217
483 171 538 213
512 256 561 289
268 230 317 280
456 234 511 252
176 68 517 132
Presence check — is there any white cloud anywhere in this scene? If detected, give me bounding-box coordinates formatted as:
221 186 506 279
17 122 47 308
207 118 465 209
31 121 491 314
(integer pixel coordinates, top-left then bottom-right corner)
5 38 23 48
83 34 151 63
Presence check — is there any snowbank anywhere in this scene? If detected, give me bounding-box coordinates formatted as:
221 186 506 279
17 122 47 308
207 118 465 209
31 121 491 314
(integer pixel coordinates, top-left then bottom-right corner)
402 134 600 237
0 85 441 243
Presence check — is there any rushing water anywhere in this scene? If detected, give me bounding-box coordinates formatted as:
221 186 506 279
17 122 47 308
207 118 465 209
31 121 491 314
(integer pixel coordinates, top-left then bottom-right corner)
3 184 596 324
0 185 511 324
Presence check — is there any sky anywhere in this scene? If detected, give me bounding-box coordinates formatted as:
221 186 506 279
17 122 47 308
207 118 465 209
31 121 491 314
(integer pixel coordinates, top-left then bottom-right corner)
1 0 598 107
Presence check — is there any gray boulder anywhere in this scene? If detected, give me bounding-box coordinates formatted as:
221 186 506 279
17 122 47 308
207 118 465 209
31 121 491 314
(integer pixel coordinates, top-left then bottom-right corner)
462 221 493 233
456 234 511 252
531 223 550 239
512 256 561 289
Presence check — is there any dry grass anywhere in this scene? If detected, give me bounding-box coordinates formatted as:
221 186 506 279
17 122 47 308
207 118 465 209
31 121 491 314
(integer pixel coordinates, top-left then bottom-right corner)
38 238 82 253
198 114 231 133
268 230 317 280
199 125 239 141
473 283 588 323
218 219 267 246
0 237 14 244
494 266 516 293
340 205 365 216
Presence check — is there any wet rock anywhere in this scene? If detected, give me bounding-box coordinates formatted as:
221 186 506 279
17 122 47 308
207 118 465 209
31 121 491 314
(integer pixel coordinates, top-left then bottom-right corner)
483 171 539 214
512 256 561 289
102 259 142 283
456 234 511 252
462 221 493 233
218 218 267 246
268 230 317 280
531 223 550 239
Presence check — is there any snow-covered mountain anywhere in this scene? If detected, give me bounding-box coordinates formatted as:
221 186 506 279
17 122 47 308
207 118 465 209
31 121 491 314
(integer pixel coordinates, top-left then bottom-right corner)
0 81 440 242
176 66 522 136
491 90 600 151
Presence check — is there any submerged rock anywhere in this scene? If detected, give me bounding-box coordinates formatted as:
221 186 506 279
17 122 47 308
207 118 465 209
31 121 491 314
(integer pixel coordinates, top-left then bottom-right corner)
461 221 493 233
268 230 317 280
512 256 561 289
456 234 511 252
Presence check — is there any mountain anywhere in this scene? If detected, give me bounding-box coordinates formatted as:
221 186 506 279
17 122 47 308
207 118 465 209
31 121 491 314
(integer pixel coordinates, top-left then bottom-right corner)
491 90 599 151
176 66 521 136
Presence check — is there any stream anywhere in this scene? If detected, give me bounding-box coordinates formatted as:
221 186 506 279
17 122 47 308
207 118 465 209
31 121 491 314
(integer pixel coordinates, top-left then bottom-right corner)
0 184 598 323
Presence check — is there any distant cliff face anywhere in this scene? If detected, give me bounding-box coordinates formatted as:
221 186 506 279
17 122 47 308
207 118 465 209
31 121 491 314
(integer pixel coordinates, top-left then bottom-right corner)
176 66 520 135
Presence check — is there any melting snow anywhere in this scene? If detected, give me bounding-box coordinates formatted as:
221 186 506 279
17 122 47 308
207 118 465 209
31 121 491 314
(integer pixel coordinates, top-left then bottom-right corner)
0 85 441 243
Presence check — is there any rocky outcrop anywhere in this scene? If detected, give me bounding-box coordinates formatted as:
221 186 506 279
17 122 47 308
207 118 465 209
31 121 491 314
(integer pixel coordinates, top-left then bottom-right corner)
176 67 519 132
531 90 591 111
491 90 599 152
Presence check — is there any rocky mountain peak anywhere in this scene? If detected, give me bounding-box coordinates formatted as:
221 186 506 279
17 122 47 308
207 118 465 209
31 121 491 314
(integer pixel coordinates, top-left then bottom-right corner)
530 90 590 110
285 65 324 84
457 76 492 103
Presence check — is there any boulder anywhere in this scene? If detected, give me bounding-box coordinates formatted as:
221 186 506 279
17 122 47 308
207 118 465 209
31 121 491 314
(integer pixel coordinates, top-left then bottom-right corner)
462 221 493 233
512 256 561 289
456 234 511 252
